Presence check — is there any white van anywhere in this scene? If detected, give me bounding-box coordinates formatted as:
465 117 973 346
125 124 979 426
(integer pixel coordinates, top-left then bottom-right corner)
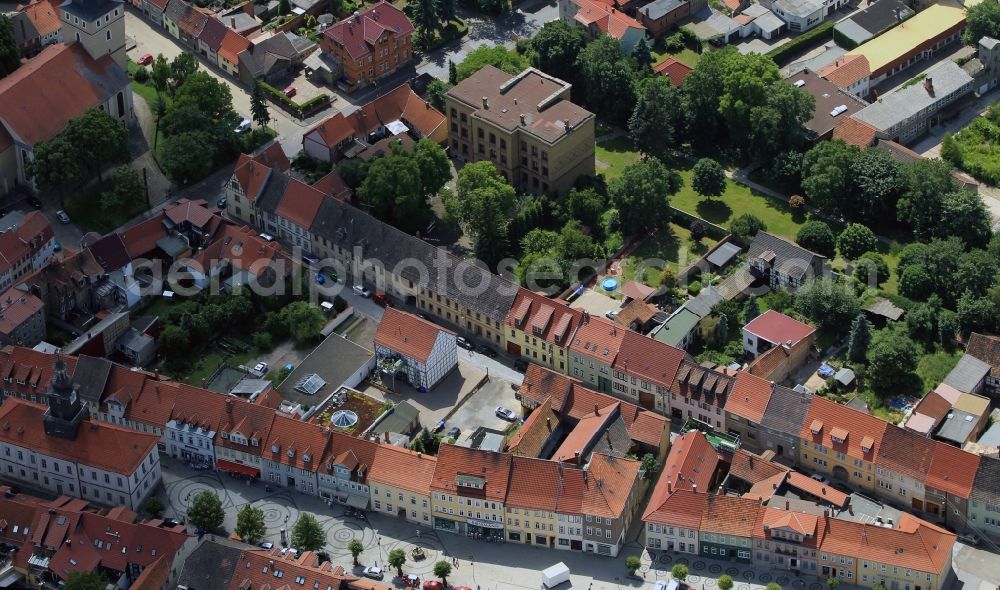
320 301 335 313
542 562 570 588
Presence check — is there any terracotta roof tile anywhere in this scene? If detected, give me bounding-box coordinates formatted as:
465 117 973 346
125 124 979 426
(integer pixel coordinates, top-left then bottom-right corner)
0 399 159 475
375 308 454 364
726 372 774 424
505 288 582 347
581 453 640 518
118 215 168 259
654 57 693 86
219 29 252 65
18 0 62 37
312 170 352 201
570 0 646 40
431 445 512 501
506 456 561 511
552 404 617 463
506 397 558 457
229 548 387 590
728 448 788 485
642 486 708 528
817 54 871 89
785 472 849 507
0 290 44 339
701 495 761 537
613 329 685 389
370 444 436 496
660 431 722 494
925 441 979 498
800 396 888 461
877 424 935 480
832 117 879 147
265 414 330 472
966 332 1000 377
744 310 815 347
757 506 819 539
819 514 954 573
321 1 413 61
570 316 625 363
275 178 328 229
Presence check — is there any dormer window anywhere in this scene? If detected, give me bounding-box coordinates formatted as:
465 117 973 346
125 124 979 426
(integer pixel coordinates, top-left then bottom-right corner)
303 454 311 463
287 449 295 459
221 432 229 439
271 444 279 454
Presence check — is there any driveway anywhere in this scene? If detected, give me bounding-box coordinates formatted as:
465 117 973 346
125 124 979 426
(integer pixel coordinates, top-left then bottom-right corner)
359 361 488 427
444 376 520 435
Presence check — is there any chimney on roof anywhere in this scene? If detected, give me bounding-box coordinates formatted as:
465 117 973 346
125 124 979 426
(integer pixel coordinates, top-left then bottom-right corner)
824 509 830 518
519 114 526 125
482 97 489 109
786 500 790 510
692 483 697 492
924 78 934 96
749 455 754 468
717 485 724 496
667 481 672 493
595 404 600 416
546 417 552 432
384 431 390 443
226 396 233 415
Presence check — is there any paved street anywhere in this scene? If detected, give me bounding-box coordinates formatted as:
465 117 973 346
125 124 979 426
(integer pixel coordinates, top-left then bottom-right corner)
159 460 896 590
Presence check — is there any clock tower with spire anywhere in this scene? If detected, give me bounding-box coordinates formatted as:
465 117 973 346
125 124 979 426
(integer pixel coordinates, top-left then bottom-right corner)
59 0 126 70
42 359 89 440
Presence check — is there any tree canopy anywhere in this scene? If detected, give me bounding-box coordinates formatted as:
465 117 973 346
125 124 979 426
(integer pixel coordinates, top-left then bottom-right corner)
456 44 529 81
449 161 518 268
187 490 225 532
794 279 861 333
529 21 586 84
290 514 325 552
867 326 919 391
63 572 109 590
609 158 681 235
729 214 767 243
236 505 267 545
796 221 836 258
691 158 726 199
963 0 1000 45
837 224 878 260
0 14 20 79
576 35 636 124
629 76 688 160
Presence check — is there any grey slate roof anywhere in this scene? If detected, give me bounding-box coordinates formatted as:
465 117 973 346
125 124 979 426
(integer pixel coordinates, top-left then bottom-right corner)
943 354 991 394
71 355 112 404
239 33 316 78
935 408 979 445
853 60 974 132
60 0 123 22
864 297 904 321
639 0 687 20
707 242 741 268
253 166 291 214
760 384 813 433
773 0 824 18
309 198 518 322
176 539 244 590
977 422 1000 448
847 0 912 36
368 400 420 435
747 231 826 281
971 454 1000 504
686 285 724 319
163 0 187 23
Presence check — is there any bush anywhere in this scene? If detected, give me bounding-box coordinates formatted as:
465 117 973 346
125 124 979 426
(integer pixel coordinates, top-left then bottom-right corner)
789 194 805 209
796 221 836 258
837 223 878 260
133 66 150 83
251 331 273 351
142 497 165 517
688 280 702 295
333 295 348 313
729 213 768 243
766 21 834 65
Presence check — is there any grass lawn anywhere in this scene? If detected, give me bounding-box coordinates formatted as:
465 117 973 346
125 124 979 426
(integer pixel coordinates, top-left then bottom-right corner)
620 223 716 288
916 348 963 392
652 48 702 68
595 136 642 181
127 59 170 161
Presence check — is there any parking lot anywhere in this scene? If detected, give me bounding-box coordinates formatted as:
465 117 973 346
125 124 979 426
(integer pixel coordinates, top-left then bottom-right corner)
360 360 491 427
443 376 521 438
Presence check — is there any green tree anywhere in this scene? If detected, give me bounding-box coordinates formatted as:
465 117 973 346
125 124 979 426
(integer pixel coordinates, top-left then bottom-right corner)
290 514 325 552
162 131 214 184
250 82 270 128
801 140 859 215
337 158 369 190
867 326 919 391
940 132 962 166
608 157 681 235
26 136 86 198
412 138 451 198
448 59 458 85
187 491 225 532
567 187 607 231
425 78 451 112
940 189 992 248
151 54 171 93
719 575 735 590
279 0 291 15
170 52 198 88
957 292 997 334
280 302 326 343
963 0 1000 45
158 325 190 359
347 538 364 566
629 76 687 160
849 148 901 223
955 248 998 299
796 221 836 258
175 71 234 116
640 453 660 480
854 251 889 287
632 36 653 71
847 313 872 363
625 556 642 575
897 158 959 240
108 165 144 211
899 264 934 301
410 0 440 42
0 14 20 78
743 295 760 322
456 44 528 81
729 213 767 243
672 564 688 582
837 223 878 260
63 572 109 590
827 581 840 590
358 151 428 233
794 279 861 333
433 560 452 584
767 584 782 590
388 548 407 577
577 35 636 124
64 108 130 182
235 505 267 545
153 93 168 150
939 309 960 347
715 313 729 344
450 161 518 267
529 21 586 82
438 0 457 21
691 158 726 199
142 497 165 517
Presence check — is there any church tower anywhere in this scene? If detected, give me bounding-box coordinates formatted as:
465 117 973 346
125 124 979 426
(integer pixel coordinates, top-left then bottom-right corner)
59 0 126 70
42 359 88 440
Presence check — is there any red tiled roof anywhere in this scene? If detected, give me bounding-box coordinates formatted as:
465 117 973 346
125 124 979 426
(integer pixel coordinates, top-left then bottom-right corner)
570 0 646 40
758 506 819 538
726 372 774 423
728 448 788 485
322 1 414 61
570 316 625 362
191 225 290 278
642 486 708 528
800 397 888 461
266 414 330 472
506 456 561 512
375 308 454 364
701 494 761 537
275 178 328 229
0 399 159 475
312 170 352 201
0 43 126 147
552 404 617 463
305 84 444 151
370 444 436 497
819 514 955 573
653 57 693 86
431 445 512 501
832 117 879 147
913 391 952 422
230 548 388 590
118 215 168 259
613 329 685 390
925 441 979 498
219 29 252 64
966 332 1000 377
817 54 870 89
0 290 43 338
744 310 816 347
620 281 654 301
582 453 640 518
164 198 217 229
506 397 558 457
18 0 62 38
506 288 582 347
785 471 849 507
661 431 721 493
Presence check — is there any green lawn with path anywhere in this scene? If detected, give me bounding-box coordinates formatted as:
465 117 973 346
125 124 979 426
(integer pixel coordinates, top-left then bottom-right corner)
595 137 642 181
620 223 716 288
652 48 702 68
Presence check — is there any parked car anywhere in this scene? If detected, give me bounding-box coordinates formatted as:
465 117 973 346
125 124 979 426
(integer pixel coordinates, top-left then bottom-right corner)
258 233 274 242
216 196 227 209
513 359 529 372
234 119 252 134
353 284 371 298
810 474 828 484
283 85 297 98
363 566 384 580
260 542 274 550
27 196 42 209
495 406 517 421
55 210 70 224
456 336 474 351
252 362 269 375
958 533 981 546
447 426 461 439
315 273 326 285
136 53 153 65
478 344 498 358
604 309 618 320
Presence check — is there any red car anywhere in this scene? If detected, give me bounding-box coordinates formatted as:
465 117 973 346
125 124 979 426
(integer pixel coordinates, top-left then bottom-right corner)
422 582 443 590
283 85 297 98
136 53 153 65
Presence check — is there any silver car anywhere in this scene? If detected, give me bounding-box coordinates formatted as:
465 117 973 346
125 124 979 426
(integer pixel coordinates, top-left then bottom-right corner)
495 406 517 421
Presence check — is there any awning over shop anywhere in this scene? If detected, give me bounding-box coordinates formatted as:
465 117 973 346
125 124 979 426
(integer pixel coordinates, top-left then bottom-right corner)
345 494 369 509
217 460 260 477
